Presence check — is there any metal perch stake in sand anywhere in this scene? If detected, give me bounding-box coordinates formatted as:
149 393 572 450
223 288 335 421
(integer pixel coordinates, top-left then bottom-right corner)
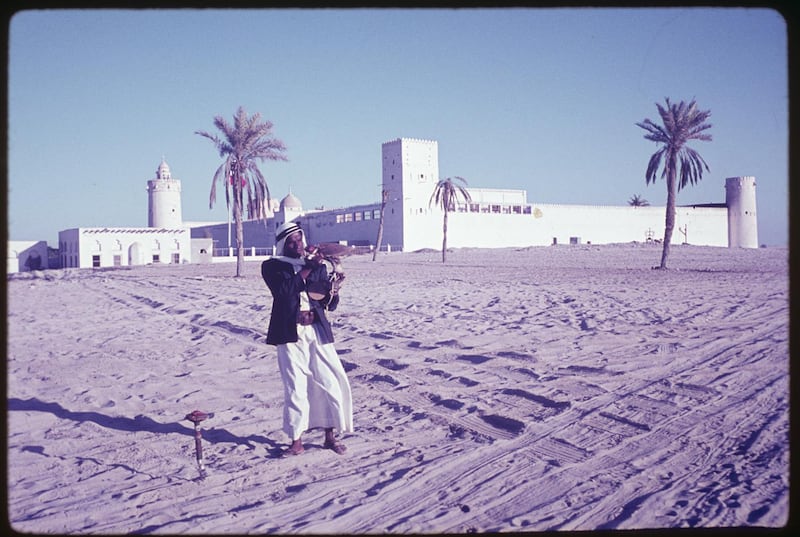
185 410 213 478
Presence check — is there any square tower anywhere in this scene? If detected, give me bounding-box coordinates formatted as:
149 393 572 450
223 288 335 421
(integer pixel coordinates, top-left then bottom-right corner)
381 138 440 251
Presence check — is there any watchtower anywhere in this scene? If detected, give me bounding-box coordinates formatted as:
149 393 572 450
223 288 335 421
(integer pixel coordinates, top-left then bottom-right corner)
381 138 440 251
725 176 758 248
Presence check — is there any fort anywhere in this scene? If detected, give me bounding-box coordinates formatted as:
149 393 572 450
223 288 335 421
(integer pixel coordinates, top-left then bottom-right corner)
8 138 758 272
192 138 757 254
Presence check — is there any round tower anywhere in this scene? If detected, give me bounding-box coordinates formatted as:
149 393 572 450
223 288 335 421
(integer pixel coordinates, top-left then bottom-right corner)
725 176 758 248
147 157 183 228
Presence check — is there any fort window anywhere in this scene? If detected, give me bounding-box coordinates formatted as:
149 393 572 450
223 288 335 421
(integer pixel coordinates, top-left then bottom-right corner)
92 255 101 268
113 255 122 266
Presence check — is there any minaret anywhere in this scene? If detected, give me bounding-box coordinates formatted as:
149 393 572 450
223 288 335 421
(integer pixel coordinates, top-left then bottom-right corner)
147 157 183 228
725 176 758 248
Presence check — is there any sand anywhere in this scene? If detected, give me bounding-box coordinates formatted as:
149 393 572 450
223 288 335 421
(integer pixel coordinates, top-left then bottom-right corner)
5 243 789 533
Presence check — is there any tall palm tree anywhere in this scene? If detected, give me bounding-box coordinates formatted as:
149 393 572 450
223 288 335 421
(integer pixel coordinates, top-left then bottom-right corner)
636 98 711 269
628 194 650 207
196 107 287 277
429 176 472 263
372 188 389 262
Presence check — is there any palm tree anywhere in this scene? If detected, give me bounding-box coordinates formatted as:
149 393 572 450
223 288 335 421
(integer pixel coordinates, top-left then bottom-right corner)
636 98 711 269
429 176 472 263
628 194 650 207
196 107 287 277
372 188 389 261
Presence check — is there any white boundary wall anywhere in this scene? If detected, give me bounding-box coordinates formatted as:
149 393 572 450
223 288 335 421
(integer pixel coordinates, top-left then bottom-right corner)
402 204 728 251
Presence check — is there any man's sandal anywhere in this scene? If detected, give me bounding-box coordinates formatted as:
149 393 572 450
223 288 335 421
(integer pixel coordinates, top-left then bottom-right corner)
323 440 347 455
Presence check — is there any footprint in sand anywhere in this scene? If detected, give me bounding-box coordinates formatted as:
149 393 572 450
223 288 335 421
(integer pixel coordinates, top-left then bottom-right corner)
369 374 399 386
428 394 464 410
457 354 493 364
407 341 437 350
479 413 525 434
370 332 393 340
377 358 409 371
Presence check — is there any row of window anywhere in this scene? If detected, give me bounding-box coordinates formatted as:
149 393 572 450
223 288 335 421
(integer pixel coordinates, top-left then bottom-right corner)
334 209 382 224
406 204 535 216
59 239 183 253
459 204 533 214
59 253 181 268
329 204 535 224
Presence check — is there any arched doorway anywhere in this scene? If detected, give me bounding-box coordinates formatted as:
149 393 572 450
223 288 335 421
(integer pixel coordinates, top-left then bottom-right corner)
128 242 144 266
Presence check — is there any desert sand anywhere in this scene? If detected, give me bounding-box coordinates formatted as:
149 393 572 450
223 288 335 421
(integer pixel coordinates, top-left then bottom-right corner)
5 243 789 533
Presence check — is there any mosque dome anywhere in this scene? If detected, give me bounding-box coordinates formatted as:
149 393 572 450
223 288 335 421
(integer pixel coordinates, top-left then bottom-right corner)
280 191 302 211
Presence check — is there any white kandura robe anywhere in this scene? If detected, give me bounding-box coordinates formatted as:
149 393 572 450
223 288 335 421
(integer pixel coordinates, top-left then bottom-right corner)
276 289 353 440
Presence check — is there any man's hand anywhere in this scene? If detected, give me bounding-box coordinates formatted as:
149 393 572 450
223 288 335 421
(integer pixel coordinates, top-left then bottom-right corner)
304 246 323 267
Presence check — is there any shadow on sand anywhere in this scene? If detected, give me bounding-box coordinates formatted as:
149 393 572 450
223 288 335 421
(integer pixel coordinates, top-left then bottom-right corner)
7 396 281 452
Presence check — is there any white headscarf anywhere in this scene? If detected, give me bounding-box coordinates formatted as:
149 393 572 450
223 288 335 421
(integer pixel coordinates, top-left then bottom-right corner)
273 221 307 267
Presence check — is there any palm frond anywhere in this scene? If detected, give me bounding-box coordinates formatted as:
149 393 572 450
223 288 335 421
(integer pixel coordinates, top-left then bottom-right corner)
197 106 288 219
208 162 228 209
677 147 709 190
644 148 665 185
638 98 711 187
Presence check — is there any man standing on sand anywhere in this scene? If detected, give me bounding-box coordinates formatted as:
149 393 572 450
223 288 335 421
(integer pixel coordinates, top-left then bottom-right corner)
261 221 353 456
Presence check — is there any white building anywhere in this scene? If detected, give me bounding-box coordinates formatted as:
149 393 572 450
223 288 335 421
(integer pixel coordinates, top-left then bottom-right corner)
9 137 758 273
56 159 199 270
7 240 49 274
188 137 758 254
58 227 191 268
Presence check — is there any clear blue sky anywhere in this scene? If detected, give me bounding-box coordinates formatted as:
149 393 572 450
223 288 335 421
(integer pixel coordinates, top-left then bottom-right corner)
7 7 789 246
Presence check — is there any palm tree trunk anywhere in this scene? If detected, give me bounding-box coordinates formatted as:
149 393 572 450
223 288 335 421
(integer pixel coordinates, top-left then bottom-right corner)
660 158 678 269
233 171 244 277
442 209 448 263
373 190 388 262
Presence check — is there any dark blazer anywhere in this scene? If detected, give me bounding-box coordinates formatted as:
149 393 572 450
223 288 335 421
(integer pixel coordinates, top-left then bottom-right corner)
261 258 339 346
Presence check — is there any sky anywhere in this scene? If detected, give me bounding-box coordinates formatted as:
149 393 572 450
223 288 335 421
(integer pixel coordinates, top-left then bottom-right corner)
6 7 789 246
